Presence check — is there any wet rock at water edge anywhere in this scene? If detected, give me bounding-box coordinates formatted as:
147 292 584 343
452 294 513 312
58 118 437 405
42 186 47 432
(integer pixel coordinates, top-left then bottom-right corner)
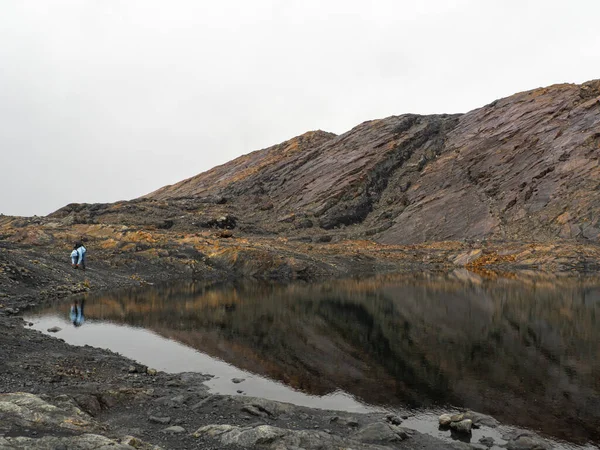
450 419 473 434
127 364 148 374
503 430 550 450
47 326 61 333
329 416 359 428
232 377 245 384
386 413 403 425
352 422 409 443
439 413 452 427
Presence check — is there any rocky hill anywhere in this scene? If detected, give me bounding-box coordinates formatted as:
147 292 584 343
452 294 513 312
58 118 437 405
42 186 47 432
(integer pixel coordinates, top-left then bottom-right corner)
142 79 600 245
1 79 598 290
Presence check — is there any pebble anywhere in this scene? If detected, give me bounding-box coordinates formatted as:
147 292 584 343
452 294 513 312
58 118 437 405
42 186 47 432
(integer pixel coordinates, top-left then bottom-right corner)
47 326 61 333
149 416 171 425
161 425 186 434
231 378 245 384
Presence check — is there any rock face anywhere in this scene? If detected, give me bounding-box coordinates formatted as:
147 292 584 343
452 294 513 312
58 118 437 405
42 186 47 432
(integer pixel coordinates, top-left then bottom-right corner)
193 423 407 449
0 393 158 450
141 79 600 245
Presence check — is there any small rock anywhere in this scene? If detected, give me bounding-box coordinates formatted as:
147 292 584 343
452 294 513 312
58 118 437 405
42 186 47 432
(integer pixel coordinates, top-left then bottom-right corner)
464 410 500 428
121 436 143 448
231 378 245 384
149 416 171 425
329 416 359 427
450 419 473 434
386 414 402 425
242 404 270 418
4 307 18 315
73 394 102 417
170 395 186 405
128 365 137 373
47 326 61 333
439 413 452 427
146 368 157 376
353 422 408 443
504 431 550 450
236 390 244 394
479 436 495 447
161 425 186 434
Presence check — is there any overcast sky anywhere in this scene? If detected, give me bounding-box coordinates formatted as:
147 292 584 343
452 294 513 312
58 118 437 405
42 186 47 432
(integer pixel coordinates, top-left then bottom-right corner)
1 1 599 216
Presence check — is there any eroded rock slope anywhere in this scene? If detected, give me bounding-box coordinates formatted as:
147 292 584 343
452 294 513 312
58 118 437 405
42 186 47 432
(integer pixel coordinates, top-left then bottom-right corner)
142 79 600 244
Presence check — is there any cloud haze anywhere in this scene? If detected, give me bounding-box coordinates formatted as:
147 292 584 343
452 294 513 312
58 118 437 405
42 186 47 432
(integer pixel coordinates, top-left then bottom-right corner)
1 0 599 216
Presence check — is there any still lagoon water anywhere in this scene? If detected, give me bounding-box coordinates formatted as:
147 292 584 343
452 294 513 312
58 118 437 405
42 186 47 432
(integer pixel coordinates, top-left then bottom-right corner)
26 271 600 448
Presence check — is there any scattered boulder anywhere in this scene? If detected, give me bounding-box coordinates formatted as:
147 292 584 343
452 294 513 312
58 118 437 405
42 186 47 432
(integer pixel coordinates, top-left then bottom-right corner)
149 416 171 424
241 402 274 418
329 416 359 427
385 413 402 425
439 413 452 427
352 422 409 443
161 425 186 434
216 229 233 238
73 394 103 417
504 431 550 450
463 410 500 428
450 419 473 434
479 436 495 447
127 364 147 374
231 378 245 384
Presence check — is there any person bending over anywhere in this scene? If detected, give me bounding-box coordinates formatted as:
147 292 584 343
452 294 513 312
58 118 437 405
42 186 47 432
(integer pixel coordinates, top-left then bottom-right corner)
74 242 87 270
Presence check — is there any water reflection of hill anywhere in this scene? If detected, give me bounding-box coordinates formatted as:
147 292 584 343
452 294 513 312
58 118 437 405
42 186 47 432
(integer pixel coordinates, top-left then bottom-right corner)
36 273 600 444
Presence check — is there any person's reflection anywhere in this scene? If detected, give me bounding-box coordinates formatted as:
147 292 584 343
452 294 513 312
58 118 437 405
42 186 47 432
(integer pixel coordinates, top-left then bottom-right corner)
69 299 85 327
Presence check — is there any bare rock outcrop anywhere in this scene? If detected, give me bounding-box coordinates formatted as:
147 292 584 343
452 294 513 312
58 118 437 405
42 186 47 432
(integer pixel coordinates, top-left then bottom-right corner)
137 79 600 245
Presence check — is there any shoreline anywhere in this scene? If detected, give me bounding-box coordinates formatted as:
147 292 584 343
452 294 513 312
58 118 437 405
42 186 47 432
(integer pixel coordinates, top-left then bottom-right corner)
2 240 597 449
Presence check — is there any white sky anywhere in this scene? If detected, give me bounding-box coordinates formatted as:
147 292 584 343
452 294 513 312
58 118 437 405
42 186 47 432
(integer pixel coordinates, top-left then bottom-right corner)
1 0 599 216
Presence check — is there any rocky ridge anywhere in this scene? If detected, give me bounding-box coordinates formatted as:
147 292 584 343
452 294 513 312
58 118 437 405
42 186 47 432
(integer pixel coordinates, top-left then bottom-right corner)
143 79 600 245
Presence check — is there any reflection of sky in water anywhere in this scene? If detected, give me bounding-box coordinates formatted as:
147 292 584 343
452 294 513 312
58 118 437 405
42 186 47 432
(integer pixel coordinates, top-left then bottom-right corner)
26 314 377 414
